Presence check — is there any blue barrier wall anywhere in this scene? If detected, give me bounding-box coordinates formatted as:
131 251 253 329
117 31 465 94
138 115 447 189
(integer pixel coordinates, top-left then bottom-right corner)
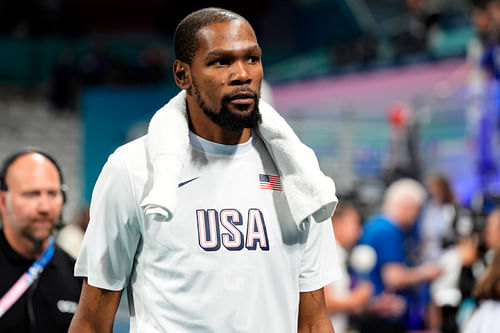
82 86 177 202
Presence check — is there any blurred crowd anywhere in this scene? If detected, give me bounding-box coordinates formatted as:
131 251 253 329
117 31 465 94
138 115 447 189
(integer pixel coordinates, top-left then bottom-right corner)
323 2 500 332
324 173 500 333
46 42 171 112
0 0 476 111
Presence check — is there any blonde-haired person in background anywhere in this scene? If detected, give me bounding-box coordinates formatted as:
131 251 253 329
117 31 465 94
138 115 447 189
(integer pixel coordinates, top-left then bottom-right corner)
355 178 442 333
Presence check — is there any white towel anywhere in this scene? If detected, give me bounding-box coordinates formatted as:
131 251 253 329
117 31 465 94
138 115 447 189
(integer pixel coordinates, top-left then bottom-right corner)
140 90 337 230
141 91 189 222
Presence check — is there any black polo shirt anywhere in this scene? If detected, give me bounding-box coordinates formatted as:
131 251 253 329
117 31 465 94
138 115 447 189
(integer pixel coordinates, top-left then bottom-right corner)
0 230 82 333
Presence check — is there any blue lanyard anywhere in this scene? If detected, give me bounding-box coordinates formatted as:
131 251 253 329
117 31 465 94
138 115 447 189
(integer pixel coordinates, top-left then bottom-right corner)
27 236 56 280
0 236 56 318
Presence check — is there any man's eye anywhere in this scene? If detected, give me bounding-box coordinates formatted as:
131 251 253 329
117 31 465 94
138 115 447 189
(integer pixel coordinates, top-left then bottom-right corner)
211 59 230 66
48 190 61 198
248 56 260 63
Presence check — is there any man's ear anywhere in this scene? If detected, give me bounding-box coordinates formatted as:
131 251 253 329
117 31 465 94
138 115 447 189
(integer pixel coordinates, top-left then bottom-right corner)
173 60 192 91
0 191 6 215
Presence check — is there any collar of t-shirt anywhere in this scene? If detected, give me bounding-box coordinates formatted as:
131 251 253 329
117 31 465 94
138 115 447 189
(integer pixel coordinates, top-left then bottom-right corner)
189 130 255 155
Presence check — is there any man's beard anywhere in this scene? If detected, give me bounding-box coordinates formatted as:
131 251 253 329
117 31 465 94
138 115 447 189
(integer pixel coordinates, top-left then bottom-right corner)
194 85 262 131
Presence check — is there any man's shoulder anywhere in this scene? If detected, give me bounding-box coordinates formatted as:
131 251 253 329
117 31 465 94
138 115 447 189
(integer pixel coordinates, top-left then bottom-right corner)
106 135 149 171
363 215 399 238
114 135 148 159
364 214 391 228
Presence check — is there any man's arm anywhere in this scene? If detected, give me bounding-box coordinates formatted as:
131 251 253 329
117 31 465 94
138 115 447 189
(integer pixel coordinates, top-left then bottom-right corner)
324 281 373 314
298 288 335 333
68 278 123 333
382 262 442 291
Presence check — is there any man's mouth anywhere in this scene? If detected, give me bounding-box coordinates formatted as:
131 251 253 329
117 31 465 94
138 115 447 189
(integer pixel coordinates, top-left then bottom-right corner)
32 218 53 225
230 93 256 105
231 94 255 104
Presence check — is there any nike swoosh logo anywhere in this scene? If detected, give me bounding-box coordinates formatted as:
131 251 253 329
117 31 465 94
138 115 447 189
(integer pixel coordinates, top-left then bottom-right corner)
178 177 199 188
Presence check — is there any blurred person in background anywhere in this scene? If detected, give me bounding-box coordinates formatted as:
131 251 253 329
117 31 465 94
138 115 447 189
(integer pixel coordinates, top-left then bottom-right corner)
465 206 500 289
420 173 457 262
324 201 373 333
478 0 500 193
463 245 500 333
440 206 500 331
355 178 442 333
432 0 490 147
483 207 500 256
417 173 464 332
420 173 477 333
482 0 500 81
420 173 474 262
0 150 81 333
416 173 478 333
460 206 500 302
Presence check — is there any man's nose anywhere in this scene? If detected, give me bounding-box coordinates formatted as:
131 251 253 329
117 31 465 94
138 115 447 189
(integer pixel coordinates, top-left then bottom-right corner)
36 194 56 213
230 61 251 84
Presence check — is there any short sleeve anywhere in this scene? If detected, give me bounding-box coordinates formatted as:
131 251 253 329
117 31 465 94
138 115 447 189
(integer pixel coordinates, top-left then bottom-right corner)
299 218 341 292
74 151 141 291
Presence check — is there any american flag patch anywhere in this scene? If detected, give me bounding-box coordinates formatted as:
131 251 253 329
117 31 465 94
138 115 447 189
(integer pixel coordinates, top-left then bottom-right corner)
259 174 282 191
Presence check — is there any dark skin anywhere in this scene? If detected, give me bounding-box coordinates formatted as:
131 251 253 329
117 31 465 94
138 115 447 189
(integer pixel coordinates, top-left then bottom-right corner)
298 288 335 333
68 280 121 333
174 19 262 145
68 19 334 333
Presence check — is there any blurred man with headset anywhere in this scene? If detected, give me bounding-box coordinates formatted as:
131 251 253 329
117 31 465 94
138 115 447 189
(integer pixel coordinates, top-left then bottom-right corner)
0 149 81 333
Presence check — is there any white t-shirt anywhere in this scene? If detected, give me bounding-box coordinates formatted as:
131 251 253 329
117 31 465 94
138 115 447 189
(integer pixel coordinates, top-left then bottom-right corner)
75 132 340 333
463 300 500 333
326 245 349 333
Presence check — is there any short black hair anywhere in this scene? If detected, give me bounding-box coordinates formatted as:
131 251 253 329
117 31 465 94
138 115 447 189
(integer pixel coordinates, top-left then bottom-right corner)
174 7 248 64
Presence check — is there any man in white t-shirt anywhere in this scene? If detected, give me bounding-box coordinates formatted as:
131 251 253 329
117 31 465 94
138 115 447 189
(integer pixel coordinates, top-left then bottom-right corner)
69 7 340 333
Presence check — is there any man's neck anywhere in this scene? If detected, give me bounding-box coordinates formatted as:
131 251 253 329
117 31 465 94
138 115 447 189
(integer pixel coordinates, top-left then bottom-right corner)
203 129 252 145
190 118 252 145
